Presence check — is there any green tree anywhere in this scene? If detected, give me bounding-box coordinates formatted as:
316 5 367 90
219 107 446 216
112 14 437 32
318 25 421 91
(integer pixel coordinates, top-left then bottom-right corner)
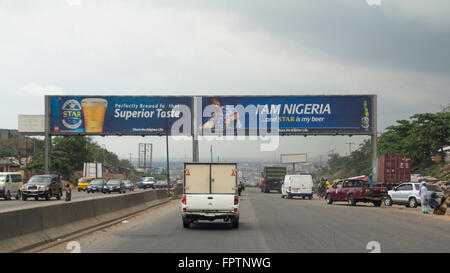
410 110 450 164
378 108 450 167
377 120 413 156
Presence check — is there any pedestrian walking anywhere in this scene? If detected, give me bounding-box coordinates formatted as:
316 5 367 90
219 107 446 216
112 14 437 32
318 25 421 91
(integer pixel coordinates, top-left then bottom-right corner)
419 181 430 214
318 180 326 198
65 183 72 202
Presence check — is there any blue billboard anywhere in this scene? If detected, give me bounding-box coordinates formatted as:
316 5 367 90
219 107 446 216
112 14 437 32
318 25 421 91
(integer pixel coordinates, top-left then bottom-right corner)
49 96 192 135
199 96 373 135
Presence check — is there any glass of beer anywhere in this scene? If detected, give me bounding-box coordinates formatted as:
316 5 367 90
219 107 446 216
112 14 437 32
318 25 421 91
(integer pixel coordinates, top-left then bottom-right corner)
81 98 108 133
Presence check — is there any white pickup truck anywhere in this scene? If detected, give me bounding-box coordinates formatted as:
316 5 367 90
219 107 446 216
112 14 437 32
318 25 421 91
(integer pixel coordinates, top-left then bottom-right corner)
181 163 240 229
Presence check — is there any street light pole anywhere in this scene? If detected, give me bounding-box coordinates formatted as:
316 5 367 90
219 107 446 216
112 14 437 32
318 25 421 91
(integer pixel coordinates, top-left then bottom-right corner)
345 142 355 156
210 145 213 163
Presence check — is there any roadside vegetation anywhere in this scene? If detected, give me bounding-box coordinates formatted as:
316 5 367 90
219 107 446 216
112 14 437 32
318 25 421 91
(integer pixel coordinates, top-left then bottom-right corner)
26 136 134 180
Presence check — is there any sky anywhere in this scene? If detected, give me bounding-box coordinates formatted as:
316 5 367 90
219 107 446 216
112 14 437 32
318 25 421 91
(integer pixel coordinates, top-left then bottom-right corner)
0 0 449 162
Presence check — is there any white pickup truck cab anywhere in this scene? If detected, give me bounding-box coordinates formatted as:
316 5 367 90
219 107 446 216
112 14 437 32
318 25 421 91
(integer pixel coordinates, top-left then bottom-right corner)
281 174 314 199
181 163 240 228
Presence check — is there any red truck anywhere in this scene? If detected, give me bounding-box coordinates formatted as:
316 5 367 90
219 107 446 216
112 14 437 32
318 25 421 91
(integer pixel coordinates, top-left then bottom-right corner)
325 177 387 207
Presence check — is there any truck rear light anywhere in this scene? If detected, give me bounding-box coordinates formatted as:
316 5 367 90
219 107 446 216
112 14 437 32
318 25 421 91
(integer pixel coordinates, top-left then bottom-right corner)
234 195 239 205
234 208 238 212
181 194 186 204
289 186 291 192
183 207 186 212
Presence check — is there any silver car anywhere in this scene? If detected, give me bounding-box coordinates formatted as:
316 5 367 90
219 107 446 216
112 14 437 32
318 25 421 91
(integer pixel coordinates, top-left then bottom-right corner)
385 182 444 208
141 177 155 189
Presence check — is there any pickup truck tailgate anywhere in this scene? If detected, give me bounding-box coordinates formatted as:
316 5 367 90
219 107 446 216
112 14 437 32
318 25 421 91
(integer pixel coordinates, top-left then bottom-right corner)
363 187 387 197
186 194 235 212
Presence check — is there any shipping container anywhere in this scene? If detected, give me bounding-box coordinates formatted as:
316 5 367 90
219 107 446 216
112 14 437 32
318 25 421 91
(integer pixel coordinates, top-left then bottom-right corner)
377 155 411 185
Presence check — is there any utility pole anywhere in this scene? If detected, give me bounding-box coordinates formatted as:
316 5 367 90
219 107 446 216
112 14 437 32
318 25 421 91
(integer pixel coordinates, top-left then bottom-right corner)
102 144 106 164
329 148 336 156
345 142 355 156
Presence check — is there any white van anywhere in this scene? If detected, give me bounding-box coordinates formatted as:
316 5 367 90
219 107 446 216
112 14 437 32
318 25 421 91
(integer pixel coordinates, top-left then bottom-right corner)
181 163 240 228
0 172 24 200
281 174 314 199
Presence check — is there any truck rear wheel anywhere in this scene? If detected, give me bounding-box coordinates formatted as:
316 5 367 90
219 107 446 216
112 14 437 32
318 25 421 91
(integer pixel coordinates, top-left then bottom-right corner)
347 194 356 206
182 217 190 228
373 200 382 207
231 217 239 228
326 194 333 204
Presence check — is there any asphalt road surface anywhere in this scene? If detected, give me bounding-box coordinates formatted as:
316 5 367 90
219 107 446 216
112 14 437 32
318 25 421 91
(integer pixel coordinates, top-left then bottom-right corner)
0 188 149 213
42 188 450 253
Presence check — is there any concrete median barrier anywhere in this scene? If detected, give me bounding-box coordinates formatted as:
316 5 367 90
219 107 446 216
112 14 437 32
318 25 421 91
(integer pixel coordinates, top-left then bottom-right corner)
0 207 49 253
0 189 169 253
41 200 98 242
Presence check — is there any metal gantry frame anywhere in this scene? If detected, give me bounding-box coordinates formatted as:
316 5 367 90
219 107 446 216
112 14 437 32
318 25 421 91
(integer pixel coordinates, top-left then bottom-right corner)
44 95 378 182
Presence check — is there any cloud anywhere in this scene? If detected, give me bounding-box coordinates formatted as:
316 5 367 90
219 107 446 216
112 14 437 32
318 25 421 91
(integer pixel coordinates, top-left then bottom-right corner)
19 82 65 96
385 0 450 26
2 2 448 122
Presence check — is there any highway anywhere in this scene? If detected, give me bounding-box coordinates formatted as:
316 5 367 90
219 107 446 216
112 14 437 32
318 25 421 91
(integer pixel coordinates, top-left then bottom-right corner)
0 188 152 213
42 187 450 253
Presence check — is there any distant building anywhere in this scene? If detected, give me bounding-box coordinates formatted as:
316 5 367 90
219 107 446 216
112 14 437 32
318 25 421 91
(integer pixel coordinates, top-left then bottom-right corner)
443 146 450 163
0 157 21 172
432 146 450 163
0 129 20 140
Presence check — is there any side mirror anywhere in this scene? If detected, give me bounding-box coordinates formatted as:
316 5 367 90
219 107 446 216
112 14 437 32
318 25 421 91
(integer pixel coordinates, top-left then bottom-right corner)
332 184 337 189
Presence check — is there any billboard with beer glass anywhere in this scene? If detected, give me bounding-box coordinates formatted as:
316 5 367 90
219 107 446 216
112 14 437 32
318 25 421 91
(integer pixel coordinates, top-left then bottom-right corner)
48 96 192 135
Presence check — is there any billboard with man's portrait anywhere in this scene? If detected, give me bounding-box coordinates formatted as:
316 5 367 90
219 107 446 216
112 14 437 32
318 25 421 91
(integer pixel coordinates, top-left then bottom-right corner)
199 96 374 135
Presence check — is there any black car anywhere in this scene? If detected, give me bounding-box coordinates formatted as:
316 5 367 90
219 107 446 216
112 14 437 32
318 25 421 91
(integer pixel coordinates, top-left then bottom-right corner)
86 179 106 193
103 179 126 194
123 180 135 191
21 174 63 201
